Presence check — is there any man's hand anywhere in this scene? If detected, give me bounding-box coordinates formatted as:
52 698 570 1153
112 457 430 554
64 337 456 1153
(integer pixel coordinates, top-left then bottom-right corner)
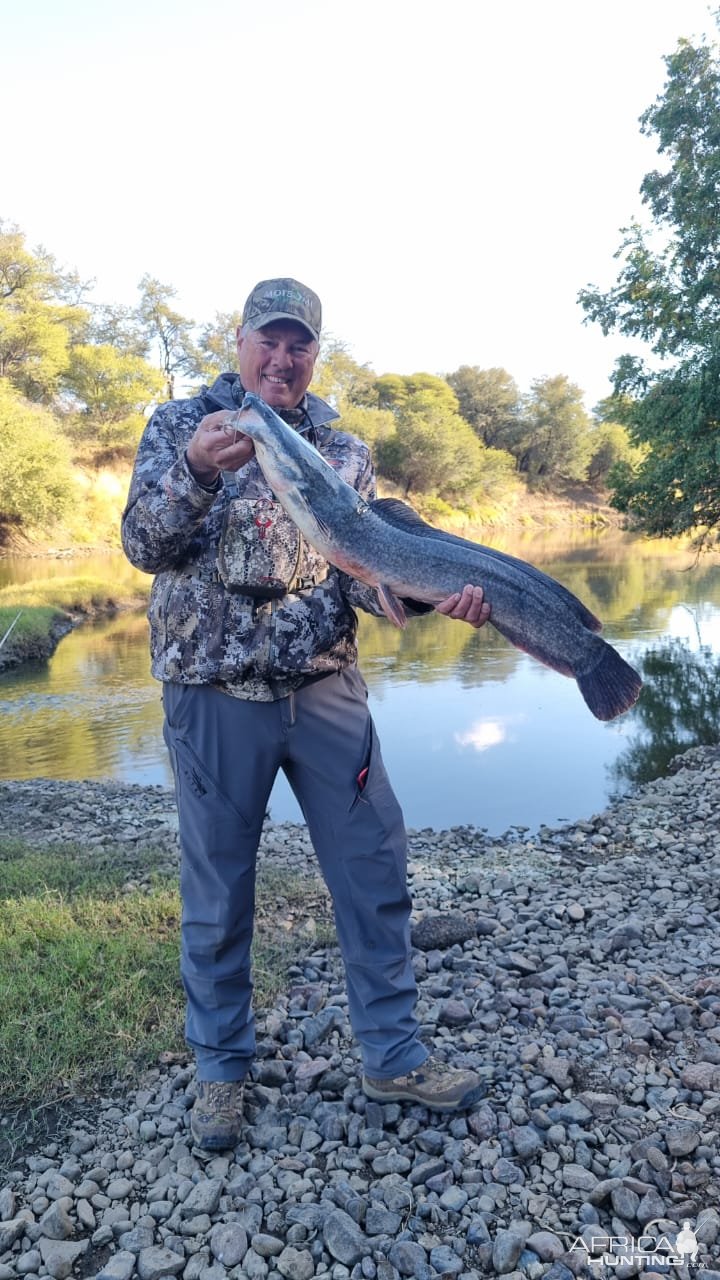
435 584 491 629
186 411 255 485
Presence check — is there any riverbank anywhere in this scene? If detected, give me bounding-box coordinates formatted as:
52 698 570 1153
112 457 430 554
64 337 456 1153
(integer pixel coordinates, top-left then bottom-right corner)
0 579 149 675
1 748 720 1274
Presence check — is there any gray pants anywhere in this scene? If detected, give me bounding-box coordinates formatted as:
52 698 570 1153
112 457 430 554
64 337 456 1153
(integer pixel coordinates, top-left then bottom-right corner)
162 667 426 1082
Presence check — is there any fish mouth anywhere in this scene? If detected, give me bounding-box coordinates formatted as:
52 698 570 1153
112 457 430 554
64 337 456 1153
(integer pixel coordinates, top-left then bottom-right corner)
242 391 268 412
240 392 283 431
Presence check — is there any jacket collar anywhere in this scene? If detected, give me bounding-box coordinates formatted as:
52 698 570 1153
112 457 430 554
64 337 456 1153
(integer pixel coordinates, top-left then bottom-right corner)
202 372 340 428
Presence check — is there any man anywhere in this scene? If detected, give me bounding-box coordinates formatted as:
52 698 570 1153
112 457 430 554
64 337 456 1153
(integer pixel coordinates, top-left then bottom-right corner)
122 277 490 1150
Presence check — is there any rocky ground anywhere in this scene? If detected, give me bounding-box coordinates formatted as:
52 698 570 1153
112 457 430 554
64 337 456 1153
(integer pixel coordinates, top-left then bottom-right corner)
2 749 720 1279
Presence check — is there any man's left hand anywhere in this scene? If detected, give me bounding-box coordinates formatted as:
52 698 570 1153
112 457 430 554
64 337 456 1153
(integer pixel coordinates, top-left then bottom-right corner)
435 584 491 629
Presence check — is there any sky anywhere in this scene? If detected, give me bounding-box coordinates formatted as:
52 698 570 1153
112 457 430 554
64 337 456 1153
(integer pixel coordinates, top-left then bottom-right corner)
2 0 718 410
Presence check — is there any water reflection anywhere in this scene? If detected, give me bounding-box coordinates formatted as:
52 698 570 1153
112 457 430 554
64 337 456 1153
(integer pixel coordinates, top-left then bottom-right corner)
2 535 720 832
0 611 170 786
454 718 519 752
611 639 720 793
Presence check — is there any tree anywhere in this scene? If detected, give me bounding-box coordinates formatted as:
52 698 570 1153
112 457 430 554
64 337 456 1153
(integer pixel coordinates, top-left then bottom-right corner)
585 419 644 487
311 338 377 409
374 383 515 505
0 221 86 401
446 365 522 450
578 27 720 542
374 371 458 415
605 352 720 537
517 375 593 485
63 343 165 458
376 408 480 499
65 344 164 423
137 275 199 400
87 303 150 359
195 310 244 384
0 379 77 528
308 339 393 445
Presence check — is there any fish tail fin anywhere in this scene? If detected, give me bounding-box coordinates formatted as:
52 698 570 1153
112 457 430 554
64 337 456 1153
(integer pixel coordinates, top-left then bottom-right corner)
577 646 642 721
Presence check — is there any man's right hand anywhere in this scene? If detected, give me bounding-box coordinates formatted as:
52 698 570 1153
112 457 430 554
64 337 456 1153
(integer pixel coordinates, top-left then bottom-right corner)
186 411 255 485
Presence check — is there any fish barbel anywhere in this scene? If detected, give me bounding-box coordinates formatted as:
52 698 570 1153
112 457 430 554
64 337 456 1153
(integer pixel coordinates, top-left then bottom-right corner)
233 393 642 721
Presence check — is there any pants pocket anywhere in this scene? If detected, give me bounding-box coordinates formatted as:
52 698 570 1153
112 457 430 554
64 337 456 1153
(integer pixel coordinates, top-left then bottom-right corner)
163 709 252 839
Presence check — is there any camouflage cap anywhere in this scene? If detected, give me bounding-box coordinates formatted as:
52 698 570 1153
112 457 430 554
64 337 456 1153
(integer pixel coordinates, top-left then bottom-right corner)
242 278 322 342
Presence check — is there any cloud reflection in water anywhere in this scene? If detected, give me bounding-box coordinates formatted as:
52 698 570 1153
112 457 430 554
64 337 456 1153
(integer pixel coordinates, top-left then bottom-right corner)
454 715 526 752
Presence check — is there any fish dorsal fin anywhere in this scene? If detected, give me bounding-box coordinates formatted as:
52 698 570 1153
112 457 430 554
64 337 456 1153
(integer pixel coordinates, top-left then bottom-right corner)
370 497 602 634
370 498 441 536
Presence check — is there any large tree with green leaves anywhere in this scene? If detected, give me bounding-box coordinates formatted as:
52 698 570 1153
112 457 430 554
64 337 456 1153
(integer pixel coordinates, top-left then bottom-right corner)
516 375 592 485
310 339 397 450
579 27 720 543
0 379 77 529
0 222 87 402
372 376 515 505
446 365 522 451
63 343 165 458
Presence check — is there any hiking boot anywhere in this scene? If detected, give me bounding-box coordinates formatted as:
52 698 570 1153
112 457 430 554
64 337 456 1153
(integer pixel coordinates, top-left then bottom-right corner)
190 1080 244 1150
362 1057 483 1111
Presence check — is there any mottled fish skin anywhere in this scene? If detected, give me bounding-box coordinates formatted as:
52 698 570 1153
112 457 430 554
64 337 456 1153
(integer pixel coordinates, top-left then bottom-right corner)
236 393 643 721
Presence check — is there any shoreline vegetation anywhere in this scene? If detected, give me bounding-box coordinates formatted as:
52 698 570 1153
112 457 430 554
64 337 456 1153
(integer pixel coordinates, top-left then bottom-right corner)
0 577 150 674
0 481 621 675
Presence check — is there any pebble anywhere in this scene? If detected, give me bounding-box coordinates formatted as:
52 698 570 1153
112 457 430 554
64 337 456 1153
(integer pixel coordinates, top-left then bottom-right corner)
208 1224 247 1267
276 1246 314 1280
136 1247 184 1280
95 1252 136 1280
37 1239 88 1280
492 1228 527 1273
322 1210 368 1265
37 1203 74 1242
3 749 720 1277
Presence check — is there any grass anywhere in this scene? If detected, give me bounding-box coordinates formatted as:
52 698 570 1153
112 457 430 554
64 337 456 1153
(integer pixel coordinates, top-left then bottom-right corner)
0 604 62 647
0 573 150 613
0 837 336 1120
0 573 151 666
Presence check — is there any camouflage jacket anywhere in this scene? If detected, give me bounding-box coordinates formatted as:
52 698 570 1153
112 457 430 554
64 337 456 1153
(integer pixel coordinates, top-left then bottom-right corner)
121 374 427 700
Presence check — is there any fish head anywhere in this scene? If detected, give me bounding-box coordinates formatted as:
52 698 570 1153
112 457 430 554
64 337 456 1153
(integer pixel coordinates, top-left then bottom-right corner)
233 391 288 448
238 391 283 434
233 392 306 496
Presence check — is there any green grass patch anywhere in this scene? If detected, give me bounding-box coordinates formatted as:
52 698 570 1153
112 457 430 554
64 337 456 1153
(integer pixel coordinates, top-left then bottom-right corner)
0 571 151 665
0 839 169 899
0 838 336 1113
0 875 183 1111
0 605 62 645
0 574 149 613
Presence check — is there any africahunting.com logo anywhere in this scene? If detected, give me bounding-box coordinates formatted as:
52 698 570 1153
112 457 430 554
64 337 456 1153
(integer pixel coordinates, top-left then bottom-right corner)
568 1217 706 1268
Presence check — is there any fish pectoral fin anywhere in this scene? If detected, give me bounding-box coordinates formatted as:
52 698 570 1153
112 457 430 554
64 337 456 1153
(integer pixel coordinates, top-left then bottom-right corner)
376 583 408 629
292 490 332 539
312 511 332 539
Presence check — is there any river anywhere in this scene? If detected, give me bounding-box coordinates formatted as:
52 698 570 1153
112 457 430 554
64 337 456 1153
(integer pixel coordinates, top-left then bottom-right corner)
2 530 719 834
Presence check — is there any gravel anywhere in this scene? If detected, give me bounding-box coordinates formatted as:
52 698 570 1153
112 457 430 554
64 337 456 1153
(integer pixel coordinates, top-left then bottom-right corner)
2 745 720 1276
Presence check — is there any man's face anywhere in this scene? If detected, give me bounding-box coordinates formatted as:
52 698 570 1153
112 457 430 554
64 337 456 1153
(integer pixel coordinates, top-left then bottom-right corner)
236 320 318 410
